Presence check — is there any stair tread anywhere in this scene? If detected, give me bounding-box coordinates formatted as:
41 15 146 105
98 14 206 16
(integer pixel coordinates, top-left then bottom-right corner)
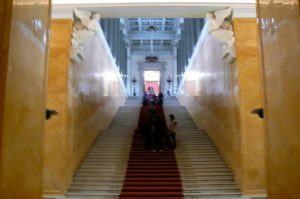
64 99 242 199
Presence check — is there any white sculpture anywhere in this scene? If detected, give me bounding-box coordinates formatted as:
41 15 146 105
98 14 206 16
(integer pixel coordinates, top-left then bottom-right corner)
206 8 236 63
70 8 101 64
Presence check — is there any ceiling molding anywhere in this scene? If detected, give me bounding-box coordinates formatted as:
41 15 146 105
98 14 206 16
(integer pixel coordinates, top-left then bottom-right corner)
51 2 256 19
53 0 255 4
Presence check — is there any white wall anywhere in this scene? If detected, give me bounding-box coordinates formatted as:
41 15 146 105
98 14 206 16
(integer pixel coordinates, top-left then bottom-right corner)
129 54 176 96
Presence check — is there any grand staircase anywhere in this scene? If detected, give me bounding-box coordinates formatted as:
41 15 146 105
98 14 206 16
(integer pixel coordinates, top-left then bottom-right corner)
65 98 140 199
120 103 183 198
64 96 245 199
164 97 244 199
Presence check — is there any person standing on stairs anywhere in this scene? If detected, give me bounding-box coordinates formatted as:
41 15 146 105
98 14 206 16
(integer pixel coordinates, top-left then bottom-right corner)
142 91 148 105
158 91 164 105
167 114 178 149
147 103 164 151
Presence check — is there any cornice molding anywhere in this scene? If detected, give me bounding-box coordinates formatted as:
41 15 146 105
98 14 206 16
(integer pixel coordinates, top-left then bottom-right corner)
52 2 256 19
53 0 255 4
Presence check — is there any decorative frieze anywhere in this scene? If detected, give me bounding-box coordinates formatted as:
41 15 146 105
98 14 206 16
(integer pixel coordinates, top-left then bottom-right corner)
70 8 101 64
206 8 236 63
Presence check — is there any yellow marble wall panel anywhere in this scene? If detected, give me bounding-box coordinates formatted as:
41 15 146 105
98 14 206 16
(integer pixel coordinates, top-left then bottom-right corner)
0 1 51 199
43 19 127 196
0 0 12 142
179 19 267 196
43 20 73 195
70 31 127 170
234 18 267 196
257 0 300 198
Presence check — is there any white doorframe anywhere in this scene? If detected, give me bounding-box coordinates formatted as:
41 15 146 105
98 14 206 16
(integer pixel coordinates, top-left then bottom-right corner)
138 61 166 96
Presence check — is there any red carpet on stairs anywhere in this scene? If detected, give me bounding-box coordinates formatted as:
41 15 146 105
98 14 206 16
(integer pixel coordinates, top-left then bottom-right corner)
120 104 183 199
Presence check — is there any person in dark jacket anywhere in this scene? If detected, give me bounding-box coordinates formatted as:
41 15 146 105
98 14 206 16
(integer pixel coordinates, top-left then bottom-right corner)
158 92 164 105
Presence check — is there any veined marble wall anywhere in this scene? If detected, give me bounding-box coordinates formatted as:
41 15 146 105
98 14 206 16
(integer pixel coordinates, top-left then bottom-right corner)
0 1 12 140
43 19 127 196
43 20 73 195
0 1 51 199
257 1 300 198
178 19 267 196
234 19 266 195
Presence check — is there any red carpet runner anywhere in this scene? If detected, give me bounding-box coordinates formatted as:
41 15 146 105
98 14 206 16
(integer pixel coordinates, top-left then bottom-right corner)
120 104 183 199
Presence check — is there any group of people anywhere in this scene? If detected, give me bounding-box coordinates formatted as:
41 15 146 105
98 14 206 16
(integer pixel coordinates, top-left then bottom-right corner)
142 86 164 105
140 102 178 151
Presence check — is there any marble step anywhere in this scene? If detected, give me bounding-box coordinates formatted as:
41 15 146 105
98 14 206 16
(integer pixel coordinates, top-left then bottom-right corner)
71 182 123 187
79 165 127 169
67 192 120 196
83 157 129 160
65 100 142 199
84 156 128 163
79 164 127 168
86 152 130 156
183 185 239 189
70 184 238 190
179 167 230 171
70 184 123 190
178 161 227 165
183 192 241 196
69 187 122 192
181 181 237 186
68 186 123 191
75 172 126 177
74 175 234 181
82 155 129 159
76 169 126 173
183 187 239 191
67 197 119 199
179 171 233 176
72 179 124 183
183 197 244 199
164 101 243 199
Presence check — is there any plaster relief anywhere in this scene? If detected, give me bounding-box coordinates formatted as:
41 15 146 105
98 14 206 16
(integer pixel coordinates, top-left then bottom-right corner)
71 8 101 64
206 8 236 63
